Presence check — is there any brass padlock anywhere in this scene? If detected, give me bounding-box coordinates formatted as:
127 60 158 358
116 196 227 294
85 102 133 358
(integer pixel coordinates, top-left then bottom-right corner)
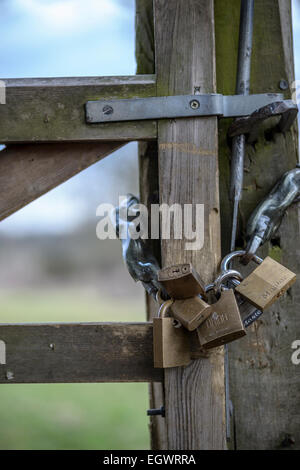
153 299 191 368
171 296 212 331
157 263 206 299
197 289 246 349
197 270 246 349
221 251 296 311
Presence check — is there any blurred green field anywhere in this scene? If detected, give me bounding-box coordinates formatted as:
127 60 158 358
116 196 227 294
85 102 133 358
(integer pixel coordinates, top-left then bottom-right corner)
0 289 150 450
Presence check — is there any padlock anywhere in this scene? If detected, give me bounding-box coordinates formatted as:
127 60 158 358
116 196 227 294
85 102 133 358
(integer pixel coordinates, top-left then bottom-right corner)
214 266 263 327
157 263 206 299
229 277 263 327
197 270 246 349
153 299 191 368
171 296 212 331
197 290 246 349
220 250 296 311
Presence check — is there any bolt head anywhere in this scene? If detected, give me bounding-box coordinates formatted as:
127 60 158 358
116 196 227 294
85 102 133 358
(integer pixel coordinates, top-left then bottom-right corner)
190 99 200 110
279 79 289 91
102 105 113 115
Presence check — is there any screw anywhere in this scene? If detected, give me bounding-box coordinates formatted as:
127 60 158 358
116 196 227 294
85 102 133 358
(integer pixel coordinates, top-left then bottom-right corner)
102 105 113 115
279 79 289 91
147 406 165 417
49 343 55 350
190 99 200 110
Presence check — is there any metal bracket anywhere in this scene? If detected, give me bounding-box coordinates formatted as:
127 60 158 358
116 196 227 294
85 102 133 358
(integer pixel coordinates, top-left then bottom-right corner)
227 100 298 143
85 93 287 124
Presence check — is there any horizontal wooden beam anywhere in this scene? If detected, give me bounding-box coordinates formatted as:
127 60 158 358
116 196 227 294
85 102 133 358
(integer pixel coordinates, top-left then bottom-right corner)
0 141 124 221
0 75 157 143
0 322 163 383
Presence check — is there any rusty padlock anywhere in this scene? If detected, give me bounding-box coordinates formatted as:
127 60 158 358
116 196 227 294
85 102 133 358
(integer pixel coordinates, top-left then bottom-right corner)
197 270 246 349
221 251 296 311
153 299 191 368
157 263 206 299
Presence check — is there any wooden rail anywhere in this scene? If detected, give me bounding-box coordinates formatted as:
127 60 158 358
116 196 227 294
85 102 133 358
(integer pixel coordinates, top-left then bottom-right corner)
0 322 163 383
0 75 157 143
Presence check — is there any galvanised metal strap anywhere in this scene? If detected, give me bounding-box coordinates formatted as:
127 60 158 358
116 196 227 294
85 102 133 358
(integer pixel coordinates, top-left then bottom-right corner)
85 93 294 123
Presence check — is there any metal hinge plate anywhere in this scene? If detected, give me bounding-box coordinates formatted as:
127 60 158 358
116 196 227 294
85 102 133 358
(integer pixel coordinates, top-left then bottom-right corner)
85 93 287 123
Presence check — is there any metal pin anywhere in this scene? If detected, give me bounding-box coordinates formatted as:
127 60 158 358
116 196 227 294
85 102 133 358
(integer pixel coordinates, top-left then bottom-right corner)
227 0 255 443
147 406 165 417
230 0 254 252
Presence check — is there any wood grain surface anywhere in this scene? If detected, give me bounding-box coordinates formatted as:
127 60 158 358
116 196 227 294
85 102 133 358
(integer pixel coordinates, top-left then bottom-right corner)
155 0 226 450
0 322 163 383
0 75 157 142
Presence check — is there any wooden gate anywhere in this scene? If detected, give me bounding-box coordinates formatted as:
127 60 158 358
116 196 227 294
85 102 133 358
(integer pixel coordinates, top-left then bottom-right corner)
0 0 299 450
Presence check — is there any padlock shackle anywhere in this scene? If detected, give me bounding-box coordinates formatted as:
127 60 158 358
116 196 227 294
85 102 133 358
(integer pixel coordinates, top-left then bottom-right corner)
214 269 244 296
156 289 164 305
205 283 215 293
221 250 263 272
157 299 174 318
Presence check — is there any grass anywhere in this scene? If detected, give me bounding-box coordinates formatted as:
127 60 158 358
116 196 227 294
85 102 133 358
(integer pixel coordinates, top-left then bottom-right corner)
0 288 150 450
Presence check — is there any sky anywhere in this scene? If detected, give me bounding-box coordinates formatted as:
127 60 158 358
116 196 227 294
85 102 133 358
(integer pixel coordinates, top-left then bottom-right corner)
0 0 135 77
0 0 138 235
0 0 299 235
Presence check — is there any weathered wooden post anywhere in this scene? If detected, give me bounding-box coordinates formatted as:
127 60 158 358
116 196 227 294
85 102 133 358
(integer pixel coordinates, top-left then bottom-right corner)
136 0 164 449
0 0 297 451
137 0 226 450
215 0 300 449
137 0 299 450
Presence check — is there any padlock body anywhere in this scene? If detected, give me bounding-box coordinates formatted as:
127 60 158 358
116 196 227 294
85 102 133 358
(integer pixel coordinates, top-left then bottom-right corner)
153 317 191 368
235 256 296 310
158 263 206 299
197 290 246 349
172 296 211 331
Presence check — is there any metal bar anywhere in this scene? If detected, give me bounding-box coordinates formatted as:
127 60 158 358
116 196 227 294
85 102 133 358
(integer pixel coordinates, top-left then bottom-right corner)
236 0 255 96
230 0 255 252
86 93 283 123
227 0 255 446
86 94 223 122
